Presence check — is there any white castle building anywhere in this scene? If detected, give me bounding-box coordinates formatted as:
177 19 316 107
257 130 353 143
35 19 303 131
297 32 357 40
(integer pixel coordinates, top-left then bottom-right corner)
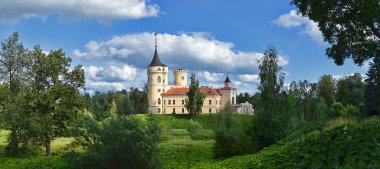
147 34 252 114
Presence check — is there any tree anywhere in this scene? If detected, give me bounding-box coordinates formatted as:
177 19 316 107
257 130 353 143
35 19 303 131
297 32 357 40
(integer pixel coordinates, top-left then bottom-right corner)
0 32 31 156
68 116 162 169
318 74 336 107
336 73 365 106
213 106 253 158
253 46 286 150
365 57 380 116
292 0 380 66
29 46 85 156
185 73 205 115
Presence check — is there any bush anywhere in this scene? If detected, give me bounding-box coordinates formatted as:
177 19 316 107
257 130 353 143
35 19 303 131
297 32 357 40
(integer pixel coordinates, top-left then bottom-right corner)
187 120 202 135
186 120 212 140
329 102 346 117
213 107 253 158
345 105 360 117
67 115 162 169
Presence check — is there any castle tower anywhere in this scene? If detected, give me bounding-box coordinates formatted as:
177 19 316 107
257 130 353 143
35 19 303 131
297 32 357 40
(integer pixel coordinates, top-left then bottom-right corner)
219 76 237 107
173 69 188 86
147 33 168 114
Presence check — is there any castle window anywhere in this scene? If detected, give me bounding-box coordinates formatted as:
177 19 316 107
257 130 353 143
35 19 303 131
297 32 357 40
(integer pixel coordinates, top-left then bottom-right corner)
158 89 161 92
173 100 175 105
209 108 212 113
163 89 165 92
182 108 185 113
163 68 165 71
164 100 166 105
163 79 165 83
181 76 185 80
164 108 166 113
157 76 161 83
232 97 235 105
168 100 171 105
216 100 218 105
209 100 211 105
158 68 161 71
158 108 161 113
158 98 161 105
182 100 185 105
173 108 176 113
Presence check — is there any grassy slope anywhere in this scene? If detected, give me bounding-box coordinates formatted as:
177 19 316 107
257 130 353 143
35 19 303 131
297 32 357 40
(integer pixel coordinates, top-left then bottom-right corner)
216 117 380 168
1 115 380 169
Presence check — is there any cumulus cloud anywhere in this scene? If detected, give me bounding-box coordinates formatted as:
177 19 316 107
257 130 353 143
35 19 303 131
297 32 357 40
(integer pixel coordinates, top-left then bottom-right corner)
0 0 159 23
274 10 324 44
85 65 137 82
239 74 259 83
74 32 288 74
199 71 224 82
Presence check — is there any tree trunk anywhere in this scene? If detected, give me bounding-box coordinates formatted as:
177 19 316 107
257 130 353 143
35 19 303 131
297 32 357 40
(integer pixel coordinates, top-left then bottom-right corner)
45 134 51 156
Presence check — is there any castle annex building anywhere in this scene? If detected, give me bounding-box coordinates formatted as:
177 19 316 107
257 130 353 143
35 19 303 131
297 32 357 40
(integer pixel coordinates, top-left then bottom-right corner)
147 34 237 114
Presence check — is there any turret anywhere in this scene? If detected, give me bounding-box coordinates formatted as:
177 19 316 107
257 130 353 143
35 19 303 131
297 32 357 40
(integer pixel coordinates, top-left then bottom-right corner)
147 33 168 114
173 69 188 86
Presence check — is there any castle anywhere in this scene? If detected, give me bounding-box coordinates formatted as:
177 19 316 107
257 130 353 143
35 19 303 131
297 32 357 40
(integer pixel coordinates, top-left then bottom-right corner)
147 34 237 114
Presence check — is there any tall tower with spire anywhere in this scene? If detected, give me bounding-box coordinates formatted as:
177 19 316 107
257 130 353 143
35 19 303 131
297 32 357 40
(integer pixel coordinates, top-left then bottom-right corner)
147 33 168 114
218 76 237 106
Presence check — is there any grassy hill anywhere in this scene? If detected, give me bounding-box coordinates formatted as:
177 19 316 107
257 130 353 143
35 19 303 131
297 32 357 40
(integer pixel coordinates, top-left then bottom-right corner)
1 115 380 168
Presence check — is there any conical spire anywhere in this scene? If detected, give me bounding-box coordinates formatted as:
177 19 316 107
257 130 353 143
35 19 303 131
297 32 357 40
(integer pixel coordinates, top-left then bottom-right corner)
148 33 167 67
224 76 231 83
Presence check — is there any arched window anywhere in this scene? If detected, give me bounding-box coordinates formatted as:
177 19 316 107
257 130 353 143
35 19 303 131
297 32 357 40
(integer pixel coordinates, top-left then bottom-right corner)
158 98 161 105
209 108 212 113
158 68 161 71
157 76 161 83
158 108 161 113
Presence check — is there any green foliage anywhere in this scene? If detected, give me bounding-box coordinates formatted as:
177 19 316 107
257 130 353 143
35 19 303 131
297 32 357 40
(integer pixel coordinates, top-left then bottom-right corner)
292 0 380 66
185 73 205 115
67 115 162 169
213 107 253 158
187 120 203 136
186 120 213 140
345 105 360 117
336 73 365 106
28 46 85 156
214 117 380 168
329 102 346 117
0 155 68 169
69 110 101 147
318 74 336 107
365 57 380 116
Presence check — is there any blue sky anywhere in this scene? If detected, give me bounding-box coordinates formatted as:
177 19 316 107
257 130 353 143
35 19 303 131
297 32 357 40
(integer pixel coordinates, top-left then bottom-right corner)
0 0 368 94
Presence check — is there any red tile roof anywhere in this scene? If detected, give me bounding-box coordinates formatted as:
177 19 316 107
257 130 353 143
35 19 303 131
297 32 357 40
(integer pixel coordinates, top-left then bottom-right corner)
161 87 221 96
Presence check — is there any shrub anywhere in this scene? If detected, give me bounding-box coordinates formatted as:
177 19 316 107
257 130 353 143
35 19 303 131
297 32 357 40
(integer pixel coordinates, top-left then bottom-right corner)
187 120 203 135
345 105 360 117
213 106 253 158
329 102 346 117
67 115 162 169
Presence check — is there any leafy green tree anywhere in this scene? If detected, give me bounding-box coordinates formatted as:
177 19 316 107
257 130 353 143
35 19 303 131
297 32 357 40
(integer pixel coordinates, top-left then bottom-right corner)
365 57 380 116
253 46 286 150
318 74 336 107
185 73 205 115
336 73 365 106
329 102 346 117
29 46 85 156
213 106 253 158
0 32 31 156
68 116 162 169
292 0 380 65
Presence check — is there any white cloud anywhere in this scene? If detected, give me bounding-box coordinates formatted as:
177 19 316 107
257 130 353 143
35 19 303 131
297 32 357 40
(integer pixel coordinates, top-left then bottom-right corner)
239 74 259 83
74 32 289 74
199 71 224 82
0 0 159 23
85 65 137 82
274 10 324 44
